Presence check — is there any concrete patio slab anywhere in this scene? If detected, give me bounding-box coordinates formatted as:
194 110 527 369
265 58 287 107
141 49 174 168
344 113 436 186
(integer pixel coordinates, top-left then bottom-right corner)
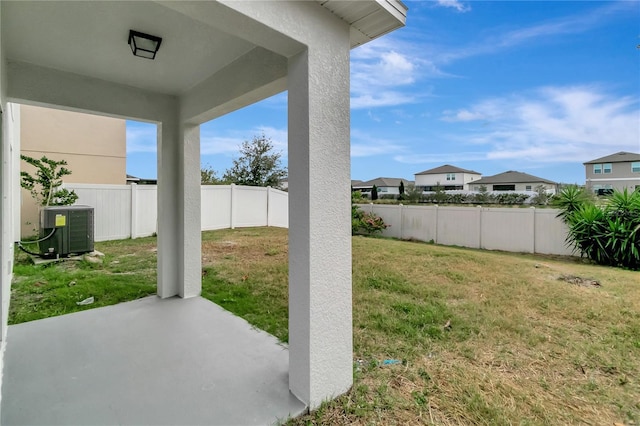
1 296 306 425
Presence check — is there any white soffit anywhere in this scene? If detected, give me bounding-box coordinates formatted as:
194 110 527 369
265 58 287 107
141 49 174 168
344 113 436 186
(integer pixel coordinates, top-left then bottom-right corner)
317 0 408 47
2 1 257 95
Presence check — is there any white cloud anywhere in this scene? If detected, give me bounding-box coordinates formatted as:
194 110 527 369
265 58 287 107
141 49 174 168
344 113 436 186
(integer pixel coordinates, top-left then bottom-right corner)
351 130 406 157
350 38 443 109
126 122 157 153
200 126 288 157
435 0 471 13
394 152 487 165
125 122 288 157
347 2 631 110
439 85 640 164
437 1 635 64
441 109 487 122
200 136 244 155
351 92 417 109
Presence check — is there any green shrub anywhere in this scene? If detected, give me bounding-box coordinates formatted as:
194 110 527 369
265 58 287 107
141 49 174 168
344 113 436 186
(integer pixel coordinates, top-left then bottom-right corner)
352 205 388 236
557 187 640 270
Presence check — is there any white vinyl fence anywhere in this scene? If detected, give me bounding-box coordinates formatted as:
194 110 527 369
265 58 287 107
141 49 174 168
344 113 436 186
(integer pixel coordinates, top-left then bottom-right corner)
62 184 574 256
63 184 289 242
359 203 575 256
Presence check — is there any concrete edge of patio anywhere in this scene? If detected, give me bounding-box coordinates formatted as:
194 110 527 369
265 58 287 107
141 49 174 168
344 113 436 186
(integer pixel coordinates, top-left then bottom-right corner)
1 295 306 426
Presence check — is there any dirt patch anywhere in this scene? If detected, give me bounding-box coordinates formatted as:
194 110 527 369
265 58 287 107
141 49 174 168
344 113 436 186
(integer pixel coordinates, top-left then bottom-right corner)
558 274 601 288
201 233 288 267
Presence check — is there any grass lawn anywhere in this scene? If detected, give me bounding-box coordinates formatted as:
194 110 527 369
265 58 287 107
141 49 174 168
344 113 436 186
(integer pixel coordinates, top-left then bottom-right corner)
11 227 640 425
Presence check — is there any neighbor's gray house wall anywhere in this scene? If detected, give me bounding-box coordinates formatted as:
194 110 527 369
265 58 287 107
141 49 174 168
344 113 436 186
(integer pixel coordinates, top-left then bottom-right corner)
469 182 557 193
585 161 640 192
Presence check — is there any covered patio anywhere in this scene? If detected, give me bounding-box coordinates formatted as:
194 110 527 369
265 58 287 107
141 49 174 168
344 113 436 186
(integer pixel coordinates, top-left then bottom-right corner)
2 296 305 425
0 1 406 424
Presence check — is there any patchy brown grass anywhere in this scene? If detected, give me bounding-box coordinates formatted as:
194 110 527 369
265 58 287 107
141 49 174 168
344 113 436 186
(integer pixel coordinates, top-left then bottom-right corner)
200 229 639 425
12 227 640 424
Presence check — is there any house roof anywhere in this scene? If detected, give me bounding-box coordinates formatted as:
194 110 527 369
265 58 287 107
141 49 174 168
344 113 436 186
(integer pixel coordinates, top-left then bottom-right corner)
415 164 481 175
351 180 364 187
583 151 640 164
354 177 413 188
471 171 557 185
318 0 408 48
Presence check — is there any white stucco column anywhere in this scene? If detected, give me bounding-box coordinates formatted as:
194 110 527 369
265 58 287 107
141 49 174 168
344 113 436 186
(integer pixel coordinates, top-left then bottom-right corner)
157 114 201 299
178 123 201 298
288 39 353 408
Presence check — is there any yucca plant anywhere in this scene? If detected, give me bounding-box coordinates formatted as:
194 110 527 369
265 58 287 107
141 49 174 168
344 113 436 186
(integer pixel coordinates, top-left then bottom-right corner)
553 185 591 222
558 188 640 270
566 204 609 264
605 188 640 222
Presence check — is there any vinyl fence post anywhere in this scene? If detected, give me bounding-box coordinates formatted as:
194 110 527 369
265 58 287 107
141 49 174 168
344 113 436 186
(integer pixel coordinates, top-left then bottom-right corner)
531 206 536 253
267 186 271 227
230 184 236 230
398 203 404 239
434 204 439 244
477 205 482 249
130 183 137 239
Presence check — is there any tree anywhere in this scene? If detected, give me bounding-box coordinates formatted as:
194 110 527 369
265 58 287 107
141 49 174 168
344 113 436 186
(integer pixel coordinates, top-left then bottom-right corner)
405 184 423 203
398 180 405 200
371 185 379 201
531 185 550 205
433 181 446 203
222 134 287 188
201 164 224 185
475 185 492 204
20 155 78 206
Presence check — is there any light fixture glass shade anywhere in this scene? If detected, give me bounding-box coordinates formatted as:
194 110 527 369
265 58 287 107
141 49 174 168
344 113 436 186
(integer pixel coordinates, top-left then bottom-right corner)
128 30 162 60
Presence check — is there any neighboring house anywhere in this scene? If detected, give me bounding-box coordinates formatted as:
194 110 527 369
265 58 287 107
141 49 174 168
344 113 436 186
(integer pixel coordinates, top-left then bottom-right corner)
126 174 157 185
583 151 640 194
414 164 482 191
350 179 364 188
279 178 288 191
469 171 558 194
353 177 413 197
20 105 126 236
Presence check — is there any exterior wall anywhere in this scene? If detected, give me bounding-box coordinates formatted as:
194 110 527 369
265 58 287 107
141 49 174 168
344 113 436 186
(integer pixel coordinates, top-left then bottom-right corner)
469 182 556 194
415 172 481 190
585 161 640 192
0 3 9 404
65 183 288 241
359 203 574 256
19 105 126 236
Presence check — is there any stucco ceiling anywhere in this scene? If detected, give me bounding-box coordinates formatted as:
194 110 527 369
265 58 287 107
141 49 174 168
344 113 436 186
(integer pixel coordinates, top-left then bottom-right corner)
3 1 405 98
2 1 257 95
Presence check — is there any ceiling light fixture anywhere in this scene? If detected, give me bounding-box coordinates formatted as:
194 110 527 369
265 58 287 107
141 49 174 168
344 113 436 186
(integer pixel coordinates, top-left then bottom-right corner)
128 30 162 60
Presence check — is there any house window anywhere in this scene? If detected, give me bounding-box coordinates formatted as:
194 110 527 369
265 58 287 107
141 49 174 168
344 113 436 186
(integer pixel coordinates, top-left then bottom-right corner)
493 184 515 191
446 173 456 181
525 185 532 191
378 187 388 192
632 162 640 173
594 163 612 174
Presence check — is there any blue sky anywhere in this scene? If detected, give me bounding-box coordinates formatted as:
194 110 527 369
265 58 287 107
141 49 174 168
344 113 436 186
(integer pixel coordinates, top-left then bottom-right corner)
126 0 640 185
